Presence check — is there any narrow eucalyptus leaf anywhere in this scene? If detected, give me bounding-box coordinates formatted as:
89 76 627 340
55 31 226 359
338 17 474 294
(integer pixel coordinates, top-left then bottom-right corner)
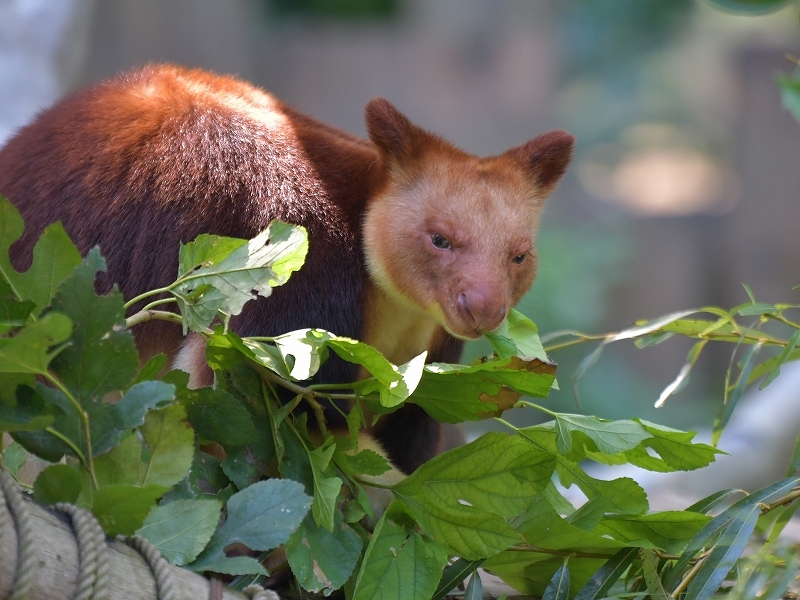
573 547 638 600
432 559 485 600
542 564 570 600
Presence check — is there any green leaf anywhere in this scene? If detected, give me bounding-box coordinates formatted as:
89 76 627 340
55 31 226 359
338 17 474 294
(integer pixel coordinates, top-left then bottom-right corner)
92 484 169 536
515 493 626 553
168 370 258 446
779 73 800 123
94 433 142 486
0 385 57 433
191 479 311 571
670 477 800 587
704 0 792 15
89 380 176 455
432 559 485 600
485 308 548 361
641 549 670 600
0 196 81 313
131 354 168 388
684 503 761 600
352 507 447 600
309 440 341 532
394 433 554 558
221 447 260 490
189 555 266 576
686 489 746 514
32 464 81 504
410 356 557 423
760 329 800 390
337 447 391 477
174 221 308 332
713 341 762 445
138 403 194 487
621 420 721 473
542 563 569 600
286 513 363 595
552 414 650 455
136 498 222 566
573 547 639 600
464 571 484 600
49 248 139 403
1 440 27 478
0 312 72 374
595 512 711 554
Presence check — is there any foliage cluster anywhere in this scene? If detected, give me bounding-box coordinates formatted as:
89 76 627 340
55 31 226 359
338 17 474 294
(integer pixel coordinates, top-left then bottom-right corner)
0 193 798 600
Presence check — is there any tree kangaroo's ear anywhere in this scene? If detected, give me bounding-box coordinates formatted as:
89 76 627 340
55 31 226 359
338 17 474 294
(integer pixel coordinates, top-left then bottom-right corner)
506 130 575 193
364 98 435 161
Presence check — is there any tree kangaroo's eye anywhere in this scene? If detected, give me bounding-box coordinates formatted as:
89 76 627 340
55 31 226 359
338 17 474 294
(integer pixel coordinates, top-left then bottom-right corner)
512 253 526 264
431 233 451 249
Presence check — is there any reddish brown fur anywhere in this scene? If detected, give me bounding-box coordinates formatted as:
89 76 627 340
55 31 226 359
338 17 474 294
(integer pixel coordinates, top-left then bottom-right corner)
0 65 573 474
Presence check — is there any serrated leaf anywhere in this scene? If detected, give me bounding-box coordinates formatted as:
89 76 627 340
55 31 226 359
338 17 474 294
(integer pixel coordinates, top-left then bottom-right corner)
136 498 222 566
286 513 363 595
94 433 142 486
32 464 81 504
352 508 447 600
485 308 548 361
573 547 638 600
0 384 57 433
516 497 627 553
338 447 391 477
309 441 341 532
167 370 258 446
49 248 139 403
189 555 266 576
174 221 308 330
139 403 194 487
0 312 72 375
89 380 175 455
130 354 168 388
641 549 669 600
0 197 81 314
393 433 553 558
92 484 169 536
622 420 721 472
553 414 650 455
595 512 711 554
2 440 27 478
221 447 260 490
542 563 569 600
410 356 556 423
191 479 311 571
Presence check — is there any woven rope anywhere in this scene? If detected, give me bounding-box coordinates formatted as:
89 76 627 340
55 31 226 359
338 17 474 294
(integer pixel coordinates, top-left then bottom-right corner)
52 502 110 600
117 534 177 600
0 468 36 600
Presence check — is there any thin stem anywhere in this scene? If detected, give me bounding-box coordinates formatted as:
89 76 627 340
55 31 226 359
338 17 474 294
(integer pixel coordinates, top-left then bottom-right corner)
672 553 709 596
516 400 558 418
125 309 183 329
44 427 87 465
304 393 329 438
140 297 177 312
761 488 800 514
123 286 175 310
507 545 616 560
43 373 99 488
